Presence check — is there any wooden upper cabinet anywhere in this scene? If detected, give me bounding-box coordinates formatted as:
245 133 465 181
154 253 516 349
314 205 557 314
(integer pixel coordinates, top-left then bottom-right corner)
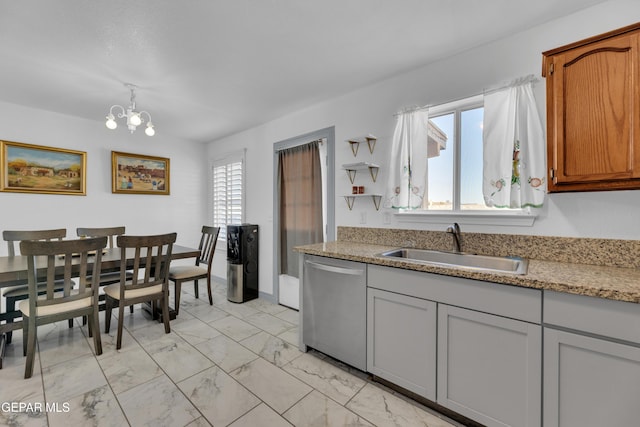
543 23 640 192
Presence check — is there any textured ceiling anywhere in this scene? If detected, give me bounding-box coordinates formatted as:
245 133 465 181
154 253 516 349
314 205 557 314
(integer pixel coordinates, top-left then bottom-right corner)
0 0 607 143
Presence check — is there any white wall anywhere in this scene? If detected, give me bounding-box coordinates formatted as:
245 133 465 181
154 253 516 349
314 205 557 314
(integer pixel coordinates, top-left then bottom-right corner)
206 0 640 296
0 100 208 256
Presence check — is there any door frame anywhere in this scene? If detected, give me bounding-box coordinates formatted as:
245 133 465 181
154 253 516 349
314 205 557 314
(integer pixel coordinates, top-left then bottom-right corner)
272 126 335 306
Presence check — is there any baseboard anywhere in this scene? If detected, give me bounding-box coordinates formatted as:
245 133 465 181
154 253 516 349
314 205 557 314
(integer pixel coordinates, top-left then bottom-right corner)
258 292 276 304
211 275 226 285
212 275 276 304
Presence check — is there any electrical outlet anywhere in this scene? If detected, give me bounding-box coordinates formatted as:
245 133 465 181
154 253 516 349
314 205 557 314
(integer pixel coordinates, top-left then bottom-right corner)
383 212 392 224
360 211 367 224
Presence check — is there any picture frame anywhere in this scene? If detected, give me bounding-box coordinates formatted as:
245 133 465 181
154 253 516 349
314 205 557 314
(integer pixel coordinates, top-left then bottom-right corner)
111 151 170 195
0 140 87 195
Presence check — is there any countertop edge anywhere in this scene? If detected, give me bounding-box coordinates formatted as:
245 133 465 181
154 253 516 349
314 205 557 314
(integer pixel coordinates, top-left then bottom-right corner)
296 242 640 304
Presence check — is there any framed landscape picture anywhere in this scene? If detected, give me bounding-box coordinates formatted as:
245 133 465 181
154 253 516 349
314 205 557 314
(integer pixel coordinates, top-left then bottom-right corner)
111 151 170 195
0 140 86 195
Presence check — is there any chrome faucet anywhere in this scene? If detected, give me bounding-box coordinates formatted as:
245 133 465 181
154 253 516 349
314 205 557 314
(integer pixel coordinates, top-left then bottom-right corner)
446 223 462 253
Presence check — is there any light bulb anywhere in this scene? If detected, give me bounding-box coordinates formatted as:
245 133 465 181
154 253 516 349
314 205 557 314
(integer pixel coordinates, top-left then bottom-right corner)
145 122 155 136
129 112 142 127
105 114 117 130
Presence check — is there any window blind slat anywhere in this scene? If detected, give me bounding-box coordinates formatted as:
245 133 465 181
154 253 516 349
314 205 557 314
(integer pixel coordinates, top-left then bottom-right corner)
212 159 243 241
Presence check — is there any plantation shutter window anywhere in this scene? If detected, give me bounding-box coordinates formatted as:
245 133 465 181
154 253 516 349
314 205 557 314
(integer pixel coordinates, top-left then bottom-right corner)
212 151 245 242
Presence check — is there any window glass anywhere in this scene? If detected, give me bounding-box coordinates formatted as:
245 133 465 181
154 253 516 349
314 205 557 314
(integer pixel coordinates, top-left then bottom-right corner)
426 113 454 210
460 107 490 210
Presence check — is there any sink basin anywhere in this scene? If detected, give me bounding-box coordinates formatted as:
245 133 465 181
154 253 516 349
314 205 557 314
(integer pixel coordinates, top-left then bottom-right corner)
378 248 528 275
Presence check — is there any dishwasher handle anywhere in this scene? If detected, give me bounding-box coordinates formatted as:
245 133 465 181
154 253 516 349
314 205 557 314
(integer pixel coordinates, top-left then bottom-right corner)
305 260 364 276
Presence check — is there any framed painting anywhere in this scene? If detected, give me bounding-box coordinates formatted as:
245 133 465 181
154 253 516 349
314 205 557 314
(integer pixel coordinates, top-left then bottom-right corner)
0 140 86 195
111 151 170 195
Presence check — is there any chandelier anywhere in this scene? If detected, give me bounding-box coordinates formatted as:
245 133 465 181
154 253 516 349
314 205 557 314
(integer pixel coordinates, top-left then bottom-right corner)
105 83 155 136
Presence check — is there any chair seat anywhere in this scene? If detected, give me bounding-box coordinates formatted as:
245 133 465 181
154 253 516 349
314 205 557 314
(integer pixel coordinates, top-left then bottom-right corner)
2 279 72 298
19 293 91 317
169 265 207 280
104 282 163 300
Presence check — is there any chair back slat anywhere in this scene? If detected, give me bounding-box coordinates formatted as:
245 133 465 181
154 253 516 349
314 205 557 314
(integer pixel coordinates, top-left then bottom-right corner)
117 233 176 294
128 246 143 285
63 253 74 296
3 228 66 257
76 226 126 249
145 245 154 283
197 226 219 271
20 237 108 309
46 255 56 299
78 251 89 288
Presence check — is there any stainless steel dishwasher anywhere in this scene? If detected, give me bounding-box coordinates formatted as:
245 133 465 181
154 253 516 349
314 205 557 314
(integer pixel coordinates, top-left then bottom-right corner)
302 254 367 370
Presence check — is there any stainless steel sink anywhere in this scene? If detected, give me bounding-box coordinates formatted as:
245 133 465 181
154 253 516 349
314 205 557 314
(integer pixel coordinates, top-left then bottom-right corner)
378 248 528 275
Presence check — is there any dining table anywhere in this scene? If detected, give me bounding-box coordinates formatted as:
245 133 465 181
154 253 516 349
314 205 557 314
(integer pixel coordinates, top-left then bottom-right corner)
0 244 200 368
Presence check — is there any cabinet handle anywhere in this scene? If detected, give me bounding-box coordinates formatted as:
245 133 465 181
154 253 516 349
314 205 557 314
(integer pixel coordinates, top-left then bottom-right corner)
305 260 364 276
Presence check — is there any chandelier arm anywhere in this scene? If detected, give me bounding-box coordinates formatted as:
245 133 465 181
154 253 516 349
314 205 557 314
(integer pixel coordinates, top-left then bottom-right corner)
109 105 127 118
138 111 152 123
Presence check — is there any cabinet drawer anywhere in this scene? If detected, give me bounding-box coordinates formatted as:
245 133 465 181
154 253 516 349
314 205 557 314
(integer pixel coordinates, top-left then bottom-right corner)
544 290 640 344
368 264 541 323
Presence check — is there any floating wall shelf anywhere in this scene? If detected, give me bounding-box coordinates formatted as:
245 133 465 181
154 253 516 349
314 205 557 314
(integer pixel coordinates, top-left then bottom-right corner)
342 162 380 183
347 135 377 156
344 194 382 211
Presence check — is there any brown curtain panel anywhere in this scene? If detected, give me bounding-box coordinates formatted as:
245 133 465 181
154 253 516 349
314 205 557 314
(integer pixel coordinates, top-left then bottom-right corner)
278 140 324 278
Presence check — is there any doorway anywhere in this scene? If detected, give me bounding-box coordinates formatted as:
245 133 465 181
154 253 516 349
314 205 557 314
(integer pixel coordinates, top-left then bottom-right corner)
273 127 335 309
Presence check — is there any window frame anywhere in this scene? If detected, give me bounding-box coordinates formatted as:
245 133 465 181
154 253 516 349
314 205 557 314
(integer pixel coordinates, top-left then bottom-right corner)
396 95 537 227
210 149 246 244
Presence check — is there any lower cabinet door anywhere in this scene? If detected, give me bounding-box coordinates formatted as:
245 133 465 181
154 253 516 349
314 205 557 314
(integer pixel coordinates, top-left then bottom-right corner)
367 288 437 400
437 305 541 427
543 328 640 427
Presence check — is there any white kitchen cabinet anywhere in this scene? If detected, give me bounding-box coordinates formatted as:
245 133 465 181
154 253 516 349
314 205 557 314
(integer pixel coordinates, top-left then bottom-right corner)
367 288 437 400
437 305 541 427
368 264 542 427
543 290 640 427
543 328 640 427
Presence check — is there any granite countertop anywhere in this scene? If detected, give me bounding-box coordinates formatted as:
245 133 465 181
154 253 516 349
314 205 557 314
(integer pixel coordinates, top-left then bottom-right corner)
297 241 640 304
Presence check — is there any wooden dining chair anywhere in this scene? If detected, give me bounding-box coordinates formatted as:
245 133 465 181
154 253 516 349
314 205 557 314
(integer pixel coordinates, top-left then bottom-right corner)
104 233 176 350
2 229 69 344
76 226 128 285
168 226 219 314
76 226 136 314
19 236 107 378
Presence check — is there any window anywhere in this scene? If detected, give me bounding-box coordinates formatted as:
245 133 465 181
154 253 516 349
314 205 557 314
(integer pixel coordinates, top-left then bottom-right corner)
212 151 244 242
393 88 540 226
420 95 501 212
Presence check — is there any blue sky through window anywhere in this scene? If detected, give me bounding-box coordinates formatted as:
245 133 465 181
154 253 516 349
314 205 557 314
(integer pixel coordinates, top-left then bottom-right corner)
427 107 486 209
460 107 484 208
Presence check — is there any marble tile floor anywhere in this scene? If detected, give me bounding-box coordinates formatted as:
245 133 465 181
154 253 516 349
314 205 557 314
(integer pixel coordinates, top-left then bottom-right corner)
0 281 462 427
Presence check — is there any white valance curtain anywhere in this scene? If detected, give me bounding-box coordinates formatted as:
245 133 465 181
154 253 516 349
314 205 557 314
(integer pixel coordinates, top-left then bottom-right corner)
384 110 429 209
483 79 546 208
